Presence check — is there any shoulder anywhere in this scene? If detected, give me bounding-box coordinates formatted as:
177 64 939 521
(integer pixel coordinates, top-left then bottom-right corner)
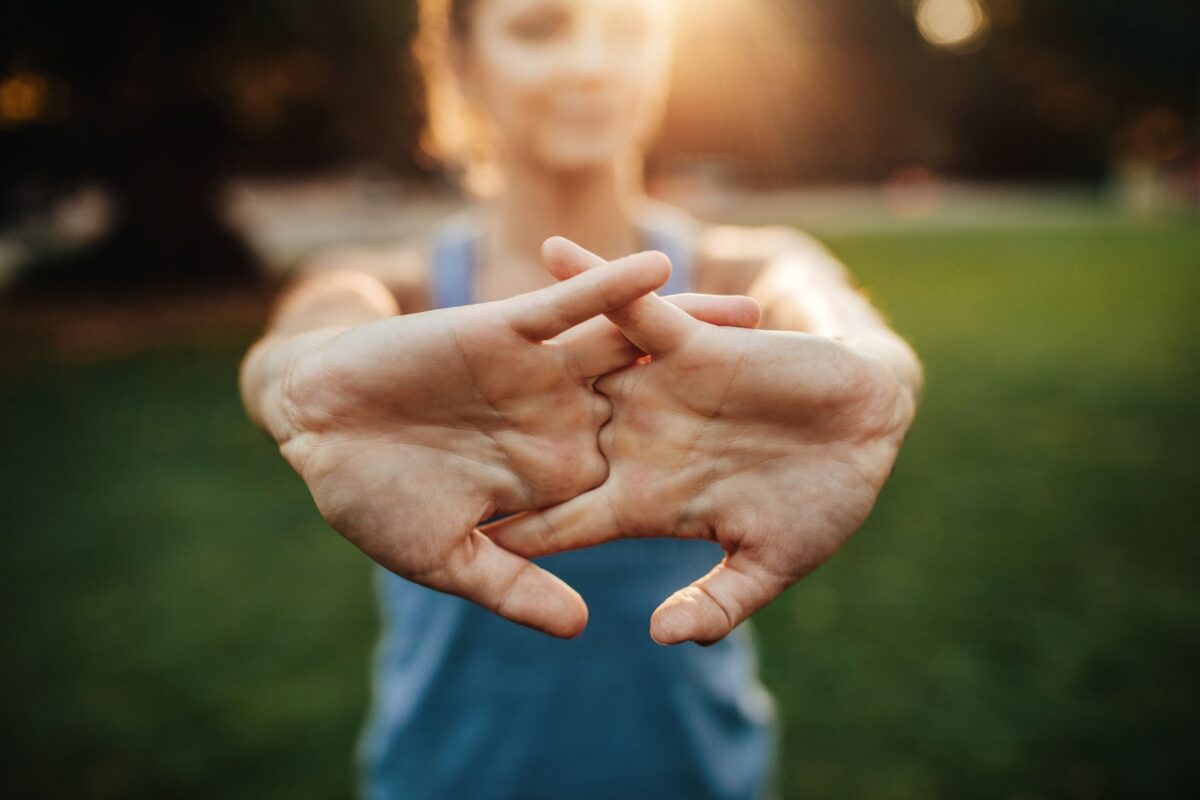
635 199 830 294
693 218 831 295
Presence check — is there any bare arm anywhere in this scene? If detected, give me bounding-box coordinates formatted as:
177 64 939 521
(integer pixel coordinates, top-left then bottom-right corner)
701 224 923 407
239 268 399 443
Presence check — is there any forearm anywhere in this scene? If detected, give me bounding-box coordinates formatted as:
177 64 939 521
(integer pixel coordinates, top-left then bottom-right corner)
748 242 924 407
239 269 399 441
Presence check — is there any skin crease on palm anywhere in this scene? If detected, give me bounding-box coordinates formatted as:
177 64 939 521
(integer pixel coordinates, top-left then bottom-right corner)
240 0 921 646
485 238 916 646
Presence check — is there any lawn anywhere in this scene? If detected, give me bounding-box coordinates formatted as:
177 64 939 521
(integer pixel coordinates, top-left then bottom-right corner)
2 219 1198 798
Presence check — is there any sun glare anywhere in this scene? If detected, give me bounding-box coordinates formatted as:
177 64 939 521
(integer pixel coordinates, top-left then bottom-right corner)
914 0 990 53
665 0 823 179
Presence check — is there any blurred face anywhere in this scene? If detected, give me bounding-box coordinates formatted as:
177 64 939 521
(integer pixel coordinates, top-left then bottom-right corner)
453 0 676 173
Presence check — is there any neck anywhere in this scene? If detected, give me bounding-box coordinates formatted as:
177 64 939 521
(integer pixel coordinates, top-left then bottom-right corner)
480 153 647 277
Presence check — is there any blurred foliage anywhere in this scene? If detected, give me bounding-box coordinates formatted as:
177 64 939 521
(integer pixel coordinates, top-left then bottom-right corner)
2 0 420 187
3 0 1196 191
2 220 1198 798
2 1 1197 289
2 0 421 289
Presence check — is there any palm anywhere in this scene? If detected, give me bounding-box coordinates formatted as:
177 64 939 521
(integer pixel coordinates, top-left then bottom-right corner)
602 328 894 533
303 306 610 512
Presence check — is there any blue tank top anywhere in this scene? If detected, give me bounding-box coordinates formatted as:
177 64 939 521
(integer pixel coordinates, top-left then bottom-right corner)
358 212 778 800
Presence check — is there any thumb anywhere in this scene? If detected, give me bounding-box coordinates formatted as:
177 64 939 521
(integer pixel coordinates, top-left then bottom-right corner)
434 530 590 638
649 552 788 645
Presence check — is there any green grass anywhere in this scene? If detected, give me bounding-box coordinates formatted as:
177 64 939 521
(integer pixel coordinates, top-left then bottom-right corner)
2 221 1198 798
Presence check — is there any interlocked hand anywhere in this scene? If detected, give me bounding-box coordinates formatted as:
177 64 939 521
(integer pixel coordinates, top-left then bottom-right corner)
487 238 915 644
276 250 759 637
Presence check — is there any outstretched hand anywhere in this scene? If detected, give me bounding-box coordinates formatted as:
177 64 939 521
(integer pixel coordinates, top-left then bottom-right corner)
487 238 916 645
274 250 759 638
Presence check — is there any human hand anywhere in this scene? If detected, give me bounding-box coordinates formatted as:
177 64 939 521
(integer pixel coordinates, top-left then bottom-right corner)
271 251 759 638
486 238 917 644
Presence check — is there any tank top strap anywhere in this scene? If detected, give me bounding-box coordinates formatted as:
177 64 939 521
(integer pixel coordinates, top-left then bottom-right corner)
428 211 481 310
427 209 698 311
639 220 695 297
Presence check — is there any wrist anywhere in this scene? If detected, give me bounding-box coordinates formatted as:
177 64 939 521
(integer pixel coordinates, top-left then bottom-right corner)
841 330 923 428
243 269 399 445
240 326 347 446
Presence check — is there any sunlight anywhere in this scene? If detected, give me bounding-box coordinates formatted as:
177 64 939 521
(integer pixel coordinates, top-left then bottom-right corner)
666 0 825 180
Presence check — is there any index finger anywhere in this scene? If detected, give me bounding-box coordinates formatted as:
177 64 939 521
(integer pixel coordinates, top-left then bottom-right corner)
502 249 670 341
541 236 702 355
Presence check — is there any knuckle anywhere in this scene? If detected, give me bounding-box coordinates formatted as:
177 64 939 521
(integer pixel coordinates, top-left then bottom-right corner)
578 448 609 491
593 368 627 399
592 393 613 428
494 560 535 618
598 422 618 457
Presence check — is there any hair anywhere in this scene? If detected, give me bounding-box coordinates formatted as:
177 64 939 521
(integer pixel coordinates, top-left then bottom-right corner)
413 0 503 193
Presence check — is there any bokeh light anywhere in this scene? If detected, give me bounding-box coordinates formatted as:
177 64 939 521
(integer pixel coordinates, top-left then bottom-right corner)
914 0 991 53
0 70 49 125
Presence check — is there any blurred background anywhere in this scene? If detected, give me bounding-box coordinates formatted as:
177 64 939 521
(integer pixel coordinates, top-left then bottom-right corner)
1 0 1198 797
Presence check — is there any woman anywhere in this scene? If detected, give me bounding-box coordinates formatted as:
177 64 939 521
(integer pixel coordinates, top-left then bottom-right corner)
239 0 922 797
